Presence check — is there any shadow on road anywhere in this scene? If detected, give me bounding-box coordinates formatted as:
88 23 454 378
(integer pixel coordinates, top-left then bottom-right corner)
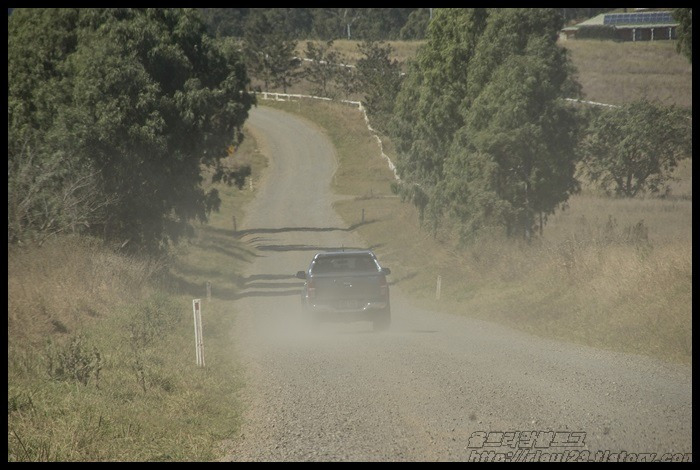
230 289 301 300
233 220 377 238
254 242 385 253
255 244 366 252
221 273 304 301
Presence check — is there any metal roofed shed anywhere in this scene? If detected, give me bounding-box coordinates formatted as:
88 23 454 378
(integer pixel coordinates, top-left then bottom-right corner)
561 10 678 42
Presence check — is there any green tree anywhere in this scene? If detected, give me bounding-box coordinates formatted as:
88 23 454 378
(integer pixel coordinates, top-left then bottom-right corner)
441 44 581 238
390 8 582 240
579 99 692 198
311 8 365 40
243 10 301 92
200 8 315 40
353 8 414 40
355 40 403 132
200 8 250 38
333 56 359 100
673 8 692 63
390 8 489 227
8 8 255 251
302 40 344 98
399 8 430 39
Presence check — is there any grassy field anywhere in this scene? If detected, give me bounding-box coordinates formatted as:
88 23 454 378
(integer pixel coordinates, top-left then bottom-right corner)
561 39 692 108
291 37 692 109
7 126 268 461
262 97 692 364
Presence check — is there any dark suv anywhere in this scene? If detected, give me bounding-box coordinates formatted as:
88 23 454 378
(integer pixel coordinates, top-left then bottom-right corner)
296 250 391 331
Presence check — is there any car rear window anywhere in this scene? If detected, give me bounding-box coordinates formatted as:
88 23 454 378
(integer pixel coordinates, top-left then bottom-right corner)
311 255 379 274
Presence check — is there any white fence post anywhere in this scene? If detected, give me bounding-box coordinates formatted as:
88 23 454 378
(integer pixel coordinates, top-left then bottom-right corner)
192 299 205 367
436 275 442 301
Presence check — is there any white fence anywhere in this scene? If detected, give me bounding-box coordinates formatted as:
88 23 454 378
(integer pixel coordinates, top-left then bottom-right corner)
564 97 620 109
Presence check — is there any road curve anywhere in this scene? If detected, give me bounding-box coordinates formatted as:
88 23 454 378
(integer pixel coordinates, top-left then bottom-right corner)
222 105 692 462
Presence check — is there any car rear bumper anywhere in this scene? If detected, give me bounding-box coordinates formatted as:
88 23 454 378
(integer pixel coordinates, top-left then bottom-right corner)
308 301 389 322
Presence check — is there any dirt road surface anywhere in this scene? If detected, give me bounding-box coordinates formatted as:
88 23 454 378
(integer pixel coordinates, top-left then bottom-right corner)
222 105 692 462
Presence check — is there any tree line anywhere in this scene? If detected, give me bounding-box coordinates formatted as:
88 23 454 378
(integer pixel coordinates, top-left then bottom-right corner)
200 8 428 41
198 8 618 42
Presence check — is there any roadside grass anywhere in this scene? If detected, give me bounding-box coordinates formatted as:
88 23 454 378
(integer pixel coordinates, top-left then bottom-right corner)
262 99 692 364
8 127 267 461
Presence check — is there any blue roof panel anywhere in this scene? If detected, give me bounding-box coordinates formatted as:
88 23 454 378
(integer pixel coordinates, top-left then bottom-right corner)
603 11 673 25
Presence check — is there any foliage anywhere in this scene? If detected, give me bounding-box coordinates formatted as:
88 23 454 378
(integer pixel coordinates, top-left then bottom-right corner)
311 8 417 41
334 57 359 100
354 41 404 131
7 137 116 245
390 8 582 240
311 8 365 41
8 8 255 252
243 9 302 93
199 8 425 41
673 8 692 63
400 9 431 39
351 8 416 41
392 8 489 188
390 8 489 229
197 8 622 42
302 40 346 98
200 8 250 38
579 99 692 197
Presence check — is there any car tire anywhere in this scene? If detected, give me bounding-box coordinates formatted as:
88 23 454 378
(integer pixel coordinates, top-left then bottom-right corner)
373 307 391 331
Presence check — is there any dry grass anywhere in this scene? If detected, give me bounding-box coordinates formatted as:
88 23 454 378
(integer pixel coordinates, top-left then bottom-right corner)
8 236 160 345
560 39 693 108
8 129 268 461
8 235 244 460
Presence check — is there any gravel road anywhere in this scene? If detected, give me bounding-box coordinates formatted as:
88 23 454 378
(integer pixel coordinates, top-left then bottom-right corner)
222 105 692 462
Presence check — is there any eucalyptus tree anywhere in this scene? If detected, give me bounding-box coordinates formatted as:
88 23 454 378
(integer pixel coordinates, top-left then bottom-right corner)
390 8 582 240
302 40 345 98
354 40 403 133
8 8 255 251
243 9 301 93
673 8 692 63
579 99 692 198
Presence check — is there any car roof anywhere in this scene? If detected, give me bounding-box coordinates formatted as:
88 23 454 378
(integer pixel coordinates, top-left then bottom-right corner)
313 250 375 259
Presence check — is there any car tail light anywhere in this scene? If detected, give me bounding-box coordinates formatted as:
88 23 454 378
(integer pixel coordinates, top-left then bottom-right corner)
307 278 316 299
379 275 388 297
